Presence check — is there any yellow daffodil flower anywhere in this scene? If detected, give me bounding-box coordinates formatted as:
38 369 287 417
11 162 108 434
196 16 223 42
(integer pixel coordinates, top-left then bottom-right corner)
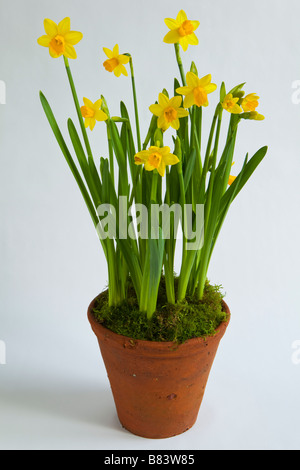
249 111 265 121
134 146 179 177
176 72 217 108
37 17 83 59
80 98 108 130
241 93 260 112
222 93 243 114
103 44 130 77
163 10 200 51
228 175 236 185
149 94 189 131
228 162 236 185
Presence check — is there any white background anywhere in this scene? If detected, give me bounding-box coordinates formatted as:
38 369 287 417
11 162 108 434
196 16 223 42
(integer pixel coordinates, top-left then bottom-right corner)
1 0 300 450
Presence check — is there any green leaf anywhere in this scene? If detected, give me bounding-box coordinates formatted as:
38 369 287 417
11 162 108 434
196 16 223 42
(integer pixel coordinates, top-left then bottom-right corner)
67 118 102 207
220 82 226 102
40 91 99 229
219 145 268 214
140 232 165 319
183 148 197 192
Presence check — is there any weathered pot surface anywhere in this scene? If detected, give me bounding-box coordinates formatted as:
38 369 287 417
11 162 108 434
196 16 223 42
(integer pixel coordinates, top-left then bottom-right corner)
88 295 230 439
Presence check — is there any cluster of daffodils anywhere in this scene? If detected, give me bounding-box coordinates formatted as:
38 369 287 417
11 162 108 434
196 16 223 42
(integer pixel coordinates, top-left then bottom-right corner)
38 11 267 317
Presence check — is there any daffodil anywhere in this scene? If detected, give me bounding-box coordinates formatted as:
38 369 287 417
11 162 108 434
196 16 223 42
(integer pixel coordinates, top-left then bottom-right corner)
241 93 260 112
249 111 265 121
80 98 108 130
149 94 189 131
163 10 200 51
37 17 83 59
222 93 243 114
134 146 179 177
103 44 130 77
176 72 217 108
228 175 236 185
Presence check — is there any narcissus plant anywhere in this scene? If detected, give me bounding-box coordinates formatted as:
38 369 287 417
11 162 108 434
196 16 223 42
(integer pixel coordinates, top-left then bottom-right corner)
38 11 267 322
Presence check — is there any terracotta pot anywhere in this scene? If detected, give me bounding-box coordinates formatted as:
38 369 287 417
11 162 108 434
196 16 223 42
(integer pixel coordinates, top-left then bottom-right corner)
88 295 230 439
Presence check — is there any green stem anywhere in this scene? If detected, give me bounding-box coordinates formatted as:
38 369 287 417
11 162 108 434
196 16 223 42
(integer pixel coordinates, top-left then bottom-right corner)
129 56 142 152
63 57 93 161
163 166 175 304
174 43 187 86
106 124 115 186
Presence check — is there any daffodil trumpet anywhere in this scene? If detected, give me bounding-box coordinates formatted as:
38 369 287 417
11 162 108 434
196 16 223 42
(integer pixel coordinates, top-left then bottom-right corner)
38 12 267 318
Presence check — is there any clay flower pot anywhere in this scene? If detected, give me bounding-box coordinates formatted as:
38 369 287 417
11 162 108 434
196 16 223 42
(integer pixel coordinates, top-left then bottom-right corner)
88 295 230 439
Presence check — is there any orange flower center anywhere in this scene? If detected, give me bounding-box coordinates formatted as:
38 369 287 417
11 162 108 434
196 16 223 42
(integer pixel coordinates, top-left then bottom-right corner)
103 58 119 72
178 20 194 37
50 35 65 55
224 99 235 110
193 86 208 107
81 106 95 118
244 99 259 111
164 106 178 123
148 152 162 169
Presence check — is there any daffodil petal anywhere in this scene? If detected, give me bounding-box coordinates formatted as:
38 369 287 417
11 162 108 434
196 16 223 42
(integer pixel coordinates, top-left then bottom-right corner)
163 30 180 44
84 117 90 128
157 115 167 129
191 20 200 31
112 44 119 56
186 72 200 89
164 18 179 30
135 150 151 164
163 154 179 165
187 33 198 46
58 17 70 35
114 64 127 76
49 46 60 58
176 86 190 96
83 97 94 108
177 108 189 118
171 118 180 130
144 161 155 172
198 74 211 87
157 161 166 177
176 10 188 23
183 93 195 108
149 104 163 116
37 35 51 47
89 118 96 131
204 83 217 94
158 93 169 107
169 95 182 108
103 47 113 59
118 54 130 64
179 37 189 51
231 104 243 114
64 43 77 59
44 18 58 37
228 175 236 185
160 146 171 155
95 110 108 121
64 31 83 45
92 99 102 110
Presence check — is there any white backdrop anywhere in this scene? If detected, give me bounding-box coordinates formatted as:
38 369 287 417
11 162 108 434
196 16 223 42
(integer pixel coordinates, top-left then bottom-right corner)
1 0 300 450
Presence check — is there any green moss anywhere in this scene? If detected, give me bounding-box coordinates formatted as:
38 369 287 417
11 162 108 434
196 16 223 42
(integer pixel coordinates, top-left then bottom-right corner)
92 278 228 344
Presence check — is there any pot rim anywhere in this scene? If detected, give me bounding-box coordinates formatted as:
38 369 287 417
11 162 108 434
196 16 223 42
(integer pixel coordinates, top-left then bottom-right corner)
87 293 230 357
